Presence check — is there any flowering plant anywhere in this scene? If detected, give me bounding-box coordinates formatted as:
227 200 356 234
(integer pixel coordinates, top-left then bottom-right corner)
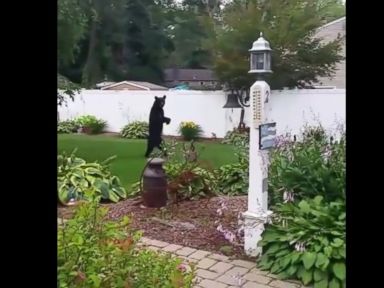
269 125 345 205
257 196 345 287
178 121 203 141
214 197 244 246
58 193 196 287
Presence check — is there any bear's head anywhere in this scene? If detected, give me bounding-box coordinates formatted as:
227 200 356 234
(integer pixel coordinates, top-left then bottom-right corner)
154 95 166 108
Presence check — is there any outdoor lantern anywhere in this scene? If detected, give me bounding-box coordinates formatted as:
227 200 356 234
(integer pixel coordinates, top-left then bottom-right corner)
223 93 242 108
249 32 272 74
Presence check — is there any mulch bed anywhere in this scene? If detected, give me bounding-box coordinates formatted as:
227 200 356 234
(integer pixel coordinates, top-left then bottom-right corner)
58 196 255 261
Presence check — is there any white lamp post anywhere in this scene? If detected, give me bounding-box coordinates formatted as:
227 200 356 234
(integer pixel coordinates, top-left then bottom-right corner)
243 32 275 257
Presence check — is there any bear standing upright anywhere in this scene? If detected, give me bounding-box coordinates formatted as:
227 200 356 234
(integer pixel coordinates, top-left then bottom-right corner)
144 95 171 158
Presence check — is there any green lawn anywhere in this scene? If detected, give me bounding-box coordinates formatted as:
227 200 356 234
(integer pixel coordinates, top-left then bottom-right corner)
58 134 237 188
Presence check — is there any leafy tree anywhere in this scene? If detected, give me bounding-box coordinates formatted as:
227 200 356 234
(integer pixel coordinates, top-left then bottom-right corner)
58 0 344 90
81 0 128 87
58 0 88 65
58 0 88 104
164 1 218 68
213 0 344 90
59 0 174 87
121 0 174 83
57 74 80 107
58 0 221 86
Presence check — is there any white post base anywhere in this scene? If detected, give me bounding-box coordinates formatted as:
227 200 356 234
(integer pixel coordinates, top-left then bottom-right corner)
243 210 273 257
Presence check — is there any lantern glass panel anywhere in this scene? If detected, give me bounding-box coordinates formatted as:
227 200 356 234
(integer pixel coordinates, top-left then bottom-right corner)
256 53 264 70
251 52 265 70
265 52 271 71
250 53 255 70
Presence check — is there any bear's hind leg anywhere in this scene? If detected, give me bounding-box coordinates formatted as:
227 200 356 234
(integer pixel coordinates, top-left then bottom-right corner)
145 141 154 158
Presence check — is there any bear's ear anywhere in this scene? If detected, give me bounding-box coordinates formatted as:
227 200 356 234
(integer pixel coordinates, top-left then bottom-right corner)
154 96 159 100
163 95 166 99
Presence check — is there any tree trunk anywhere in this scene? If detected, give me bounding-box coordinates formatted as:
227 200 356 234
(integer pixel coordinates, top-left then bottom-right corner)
82 19 101 88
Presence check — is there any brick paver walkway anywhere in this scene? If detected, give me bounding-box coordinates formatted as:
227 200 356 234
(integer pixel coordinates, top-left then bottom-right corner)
58 219 310 287
140 237 311 288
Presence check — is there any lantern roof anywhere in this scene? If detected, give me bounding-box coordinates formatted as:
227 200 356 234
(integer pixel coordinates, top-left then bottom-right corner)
249 32 272 52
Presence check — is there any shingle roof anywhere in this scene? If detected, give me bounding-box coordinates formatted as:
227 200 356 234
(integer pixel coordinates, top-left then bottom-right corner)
101 81 168 90
128 81 168 90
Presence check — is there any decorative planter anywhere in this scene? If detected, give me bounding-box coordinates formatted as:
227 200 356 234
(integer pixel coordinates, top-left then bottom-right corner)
82 126 93 134
142 158 168 208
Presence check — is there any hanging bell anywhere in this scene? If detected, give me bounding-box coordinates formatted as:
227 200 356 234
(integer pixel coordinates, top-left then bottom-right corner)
223 93 242 108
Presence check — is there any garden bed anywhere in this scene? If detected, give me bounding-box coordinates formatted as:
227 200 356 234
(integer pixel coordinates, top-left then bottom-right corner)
58 195 253 260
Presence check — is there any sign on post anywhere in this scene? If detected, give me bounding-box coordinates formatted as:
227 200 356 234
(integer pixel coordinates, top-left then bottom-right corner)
259 122 276 150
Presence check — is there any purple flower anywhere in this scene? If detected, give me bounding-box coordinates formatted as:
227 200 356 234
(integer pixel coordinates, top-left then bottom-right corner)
294 242 306 252
283 191 294 203
223 230 236 243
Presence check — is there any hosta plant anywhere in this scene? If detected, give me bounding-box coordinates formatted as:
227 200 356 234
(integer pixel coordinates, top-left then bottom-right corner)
222 128 249 146
165 162 217 201
216 138 249 196
58 194 195 287
120 121 149 139
269 126 345 205
57 150 126 204
257 196 346 288
57 119 79 134
127 181 141 198
215 162 248 195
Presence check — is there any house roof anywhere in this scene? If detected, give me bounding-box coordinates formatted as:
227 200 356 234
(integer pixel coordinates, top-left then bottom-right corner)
101 81 168 91
314 17 346 89
316 16 346 33
128 81 168 90
96 81 116 88
164 69 218 82
315 16 346 41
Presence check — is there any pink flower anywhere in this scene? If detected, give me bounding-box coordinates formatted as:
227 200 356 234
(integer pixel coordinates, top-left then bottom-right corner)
177 263 187 272
216 224 224 232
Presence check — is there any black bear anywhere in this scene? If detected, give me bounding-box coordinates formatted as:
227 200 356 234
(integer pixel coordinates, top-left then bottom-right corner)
144 95 171 158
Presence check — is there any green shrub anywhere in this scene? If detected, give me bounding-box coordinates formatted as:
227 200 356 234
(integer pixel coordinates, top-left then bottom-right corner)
222 129 249 146
216 138 249 196
58 195 195 287
126 181 140 197
165 162 217 200
216 163 248 195
58 120 80 134
257 196 345 288
120 121 149 139
178 121 203 141
57 150 126 204
76 115 107 134
269 126 345 205
152 139 216 200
